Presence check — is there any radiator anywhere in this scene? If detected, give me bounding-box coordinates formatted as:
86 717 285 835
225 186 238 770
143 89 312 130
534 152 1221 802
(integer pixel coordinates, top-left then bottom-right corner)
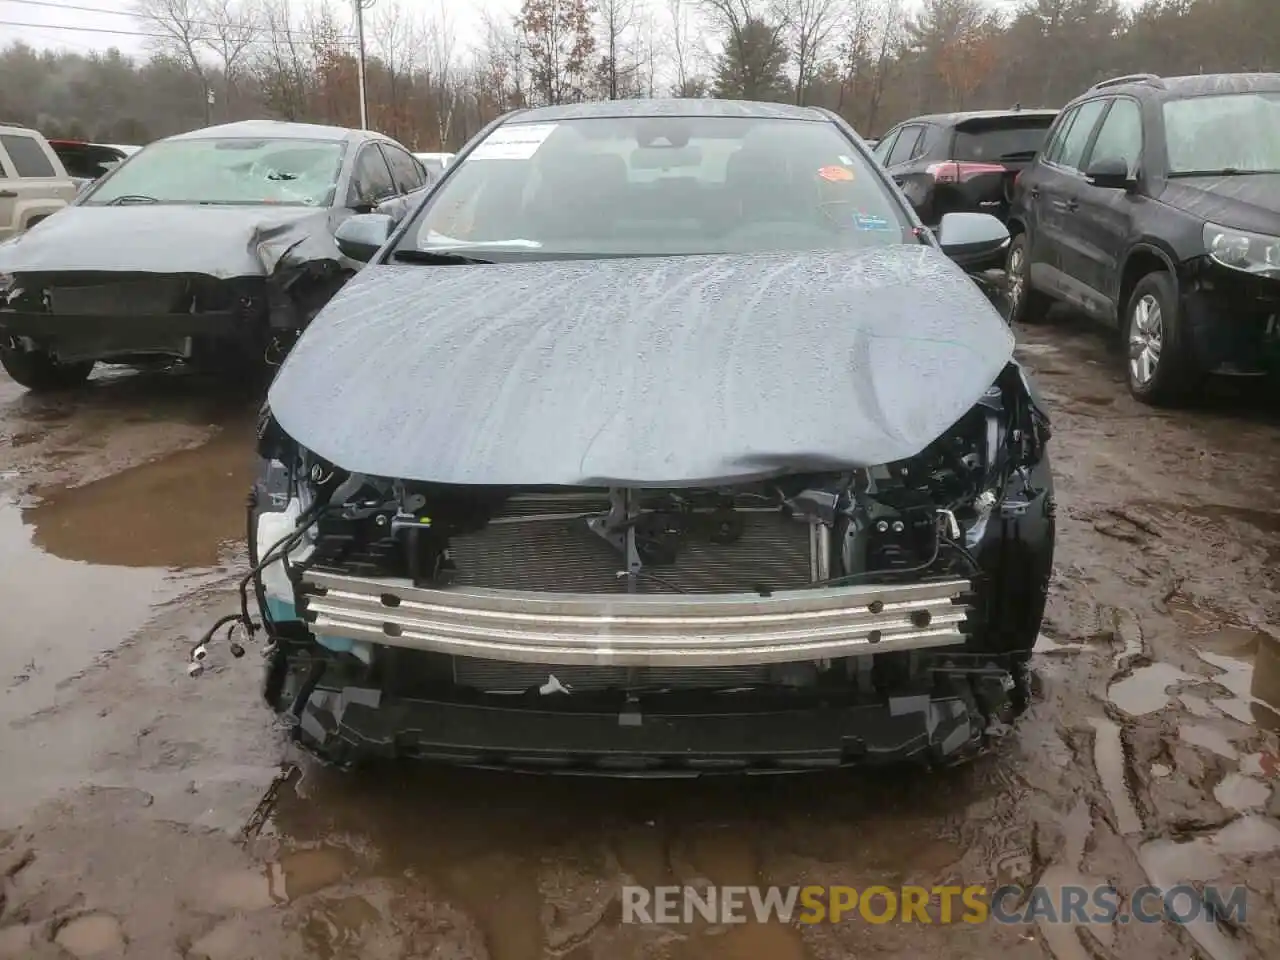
446 494 815 595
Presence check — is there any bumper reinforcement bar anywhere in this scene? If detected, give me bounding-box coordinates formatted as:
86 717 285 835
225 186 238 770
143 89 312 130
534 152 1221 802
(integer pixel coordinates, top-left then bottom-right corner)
299 571 973 667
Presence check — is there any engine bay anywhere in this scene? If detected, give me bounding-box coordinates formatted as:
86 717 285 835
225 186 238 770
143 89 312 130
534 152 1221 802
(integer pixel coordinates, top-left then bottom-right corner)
249 361 1050 602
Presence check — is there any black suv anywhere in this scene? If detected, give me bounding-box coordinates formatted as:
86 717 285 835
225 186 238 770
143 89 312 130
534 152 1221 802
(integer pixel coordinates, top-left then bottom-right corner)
1006 72 1280 405
873 108 1059 228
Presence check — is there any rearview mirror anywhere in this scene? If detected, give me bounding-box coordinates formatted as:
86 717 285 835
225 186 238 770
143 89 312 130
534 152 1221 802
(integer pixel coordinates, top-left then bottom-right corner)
1085 156 1135 190
937 212 1010 270
334 213 395 262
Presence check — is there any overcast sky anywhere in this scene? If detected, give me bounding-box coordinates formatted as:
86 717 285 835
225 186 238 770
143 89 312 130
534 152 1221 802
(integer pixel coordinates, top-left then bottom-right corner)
2 0 1140 61
0 0 521 59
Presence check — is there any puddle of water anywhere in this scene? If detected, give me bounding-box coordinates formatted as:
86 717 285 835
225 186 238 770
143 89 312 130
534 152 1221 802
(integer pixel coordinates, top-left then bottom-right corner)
0 427 252 824
1197 645 1280 732
0 426 249 720
258 764 905 960
0 502 219 727
1178 692 1219 718
1178 724 1240 760
1138 815 1280 960
54 912 125 957
1213 773 1271 811
23 425 251 568
207 846 355 912
1088 718 1142 835
1106 662 1191 716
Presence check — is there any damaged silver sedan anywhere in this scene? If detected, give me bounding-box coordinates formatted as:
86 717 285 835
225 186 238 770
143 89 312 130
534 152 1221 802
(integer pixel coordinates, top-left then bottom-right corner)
200 100 1056 774
0 120 430 391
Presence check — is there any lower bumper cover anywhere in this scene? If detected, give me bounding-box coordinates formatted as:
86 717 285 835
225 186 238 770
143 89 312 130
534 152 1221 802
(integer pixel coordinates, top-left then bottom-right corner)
292 685 999 775
1 310 240 341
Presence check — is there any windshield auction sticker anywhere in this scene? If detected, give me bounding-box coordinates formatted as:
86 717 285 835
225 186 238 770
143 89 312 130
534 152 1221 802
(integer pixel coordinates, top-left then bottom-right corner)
472 123 559 161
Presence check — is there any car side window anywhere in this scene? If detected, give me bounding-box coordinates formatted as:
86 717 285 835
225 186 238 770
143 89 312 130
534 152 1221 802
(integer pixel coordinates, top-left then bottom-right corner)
1041 110 1077 166
1051 99 1108 172
380 143 426 194
872 130 899 163
886 126 922 166
348 143 396 207
0 134 56 178
1083 97 1143 177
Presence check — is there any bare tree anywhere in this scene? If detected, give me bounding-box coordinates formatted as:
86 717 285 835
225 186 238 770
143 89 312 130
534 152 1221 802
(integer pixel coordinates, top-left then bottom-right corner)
834 0 876 116
133 0 212 120
788 0 839 105
371 0 417 139
423 0 459 148
134 0 260 123
867 0 905 131
254 0 312 120
597 0 635 99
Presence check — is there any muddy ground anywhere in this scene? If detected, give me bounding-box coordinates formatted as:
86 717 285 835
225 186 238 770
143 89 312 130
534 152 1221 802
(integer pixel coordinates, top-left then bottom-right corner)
1 309 1279 960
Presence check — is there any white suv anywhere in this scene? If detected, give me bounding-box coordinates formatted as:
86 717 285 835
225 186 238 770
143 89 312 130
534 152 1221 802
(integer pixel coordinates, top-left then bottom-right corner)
0 124 78 242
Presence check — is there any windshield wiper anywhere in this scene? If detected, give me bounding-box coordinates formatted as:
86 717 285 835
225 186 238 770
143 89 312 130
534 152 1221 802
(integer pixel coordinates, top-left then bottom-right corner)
998 150 1039 161
1167 168 1280 178
105 194 159 205
392 249 494 265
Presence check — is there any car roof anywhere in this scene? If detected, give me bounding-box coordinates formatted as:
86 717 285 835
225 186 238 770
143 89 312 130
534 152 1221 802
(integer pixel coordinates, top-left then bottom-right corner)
164 120 376 144
1074 72 1280 101
893 109 1060 128
507 98 829 123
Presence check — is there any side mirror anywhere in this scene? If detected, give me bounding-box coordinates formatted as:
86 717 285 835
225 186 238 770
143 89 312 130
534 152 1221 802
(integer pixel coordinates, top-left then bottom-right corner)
1085 156 1135 190
937 212 1011 270
334 213 395 262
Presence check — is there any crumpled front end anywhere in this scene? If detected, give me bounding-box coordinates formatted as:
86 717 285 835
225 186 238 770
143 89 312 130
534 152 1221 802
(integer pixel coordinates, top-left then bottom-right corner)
228 361 1054 774
0 206 350 368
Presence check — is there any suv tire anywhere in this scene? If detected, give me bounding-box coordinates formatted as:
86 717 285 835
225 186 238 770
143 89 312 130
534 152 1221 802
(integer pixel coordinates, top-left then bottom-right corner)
1125 271 1202 407
1005 232 1053 325
0 344 94 392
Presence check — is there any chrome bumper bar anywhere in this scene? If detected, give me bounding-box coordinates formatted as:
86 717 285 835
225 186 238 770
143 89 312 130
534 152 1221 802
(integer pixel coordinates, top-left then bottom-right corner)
300 572 973 667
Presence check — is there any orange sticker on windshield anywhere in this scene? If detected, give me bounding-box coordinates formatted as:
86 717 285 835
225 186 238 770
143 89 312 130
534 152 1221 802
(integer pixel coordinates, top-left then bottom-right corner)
818 165 854 182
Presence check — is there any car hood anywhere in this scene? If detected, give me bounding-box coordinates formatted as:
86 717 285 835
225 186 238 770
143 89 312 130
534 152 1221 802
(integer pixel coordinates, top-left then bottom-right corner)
0 204 343 278
267 246 1016 487
1159 175 1280 236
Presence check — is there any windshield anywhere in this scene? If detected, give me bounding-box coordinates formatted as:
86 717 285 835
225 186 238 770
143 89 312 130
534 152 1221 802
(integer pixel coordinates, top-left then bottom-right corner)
83 137 346 206
1163 92 1280 174
397 115 912 259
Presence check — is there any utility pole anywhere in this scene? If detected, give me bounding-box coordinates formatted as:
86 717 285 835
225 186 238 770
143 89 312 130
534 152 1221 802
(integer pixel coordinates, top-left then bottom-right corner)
354 0 375 129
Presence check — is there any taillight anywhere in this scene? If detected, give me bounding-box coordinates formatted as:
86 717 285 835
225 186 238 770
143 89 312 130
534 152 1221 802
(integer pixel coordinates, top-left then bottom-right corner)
926 161 1008 184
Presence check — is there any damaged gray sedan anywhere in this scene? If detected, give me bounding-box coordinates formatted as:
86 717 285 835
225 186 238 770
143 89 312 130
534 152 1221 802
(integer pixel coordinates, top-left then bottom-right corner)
0 120 431 391
204 100 1056 774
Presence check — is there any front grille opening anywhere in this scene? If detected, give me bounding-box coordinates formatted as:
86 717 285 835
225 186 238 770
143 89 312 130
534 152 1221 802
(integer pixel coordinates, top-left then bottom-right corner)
448 510 813 594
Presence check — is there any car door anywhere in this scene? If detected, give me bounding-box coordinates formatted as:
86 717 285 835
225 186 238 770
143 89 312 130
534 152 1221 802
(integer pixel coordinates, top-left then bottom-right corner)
375 142 433 222
1028 97 1109 309
0 130 75 240
0 147 17 240
882 124 936 220
379 142 428 195
1071 96 1144 323
870 128 899 168
346 141 398 212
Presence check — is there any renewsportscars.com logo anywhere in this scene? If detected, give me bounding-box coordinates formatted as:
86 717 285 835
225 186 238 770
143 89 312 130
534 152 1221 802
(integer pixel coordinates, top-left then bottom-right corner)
621 884 1249 926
